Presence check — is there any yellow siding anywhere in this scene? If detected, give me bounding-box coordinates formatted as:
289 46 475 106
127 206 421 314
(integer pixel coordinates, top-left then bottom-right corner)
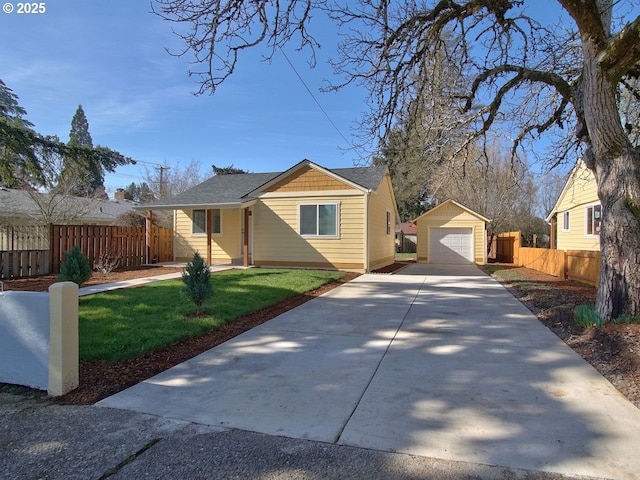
264 165 352 192
253 194 366 270
368 174 397 270
174 208 242 262
416 203 486 264
555 162 600 251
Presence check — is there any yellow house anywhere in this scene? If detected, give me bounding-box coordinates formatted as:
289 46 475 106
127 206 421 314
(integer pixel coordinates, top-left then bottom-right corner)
414 200 489 265
546 159 601 251
141 160 398 273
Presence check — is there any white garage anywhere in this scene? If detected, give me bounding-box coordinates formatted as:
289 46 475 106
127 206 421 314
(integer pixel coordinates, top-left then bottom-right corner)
414 200 490 265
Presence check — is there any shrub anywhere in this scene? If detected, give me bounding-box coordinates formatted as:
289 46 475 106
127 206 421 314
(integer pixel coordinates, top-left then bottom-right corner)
574 304 605 329
182 251 213 315
58 245 92 287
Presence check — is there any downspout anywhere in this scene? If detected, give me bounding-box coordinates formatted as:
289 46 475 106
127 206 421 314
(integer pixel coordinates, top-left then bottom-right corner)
364 190 371 273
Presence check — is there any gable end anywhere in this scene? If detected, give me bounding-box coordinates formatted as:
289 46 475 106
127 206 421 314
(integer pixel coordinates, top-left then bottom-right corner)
264 165 353 193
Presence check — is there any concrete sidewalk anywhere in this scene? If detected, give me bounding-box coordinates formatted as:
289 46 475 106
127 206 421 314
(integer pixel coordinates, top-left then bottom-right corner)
78 265 233 296
96 264 640 479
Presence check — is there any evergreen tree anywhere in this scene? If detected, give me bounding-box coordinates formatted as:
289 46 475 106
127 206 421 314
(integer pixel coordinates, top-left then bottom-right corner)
212 164 249 175
182 251 213 315
61 105 105 197
124 181 155 203
0 78 134 193
0 79 44 187
58 245 92 287
69 105 93 147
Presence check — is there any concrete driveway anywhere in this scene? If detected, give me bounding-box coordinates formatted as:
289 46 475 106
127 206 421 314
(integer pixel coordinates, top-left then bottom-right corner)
98 264 640 479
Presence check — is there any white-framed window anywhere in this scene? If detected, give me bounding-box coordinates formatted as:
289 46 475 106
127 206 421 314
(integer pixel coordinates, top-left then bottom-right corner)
586 204 602 236
299 203 339 237
562 211 570 231
192 209 222 235
386 210 392 236
192 209 206 234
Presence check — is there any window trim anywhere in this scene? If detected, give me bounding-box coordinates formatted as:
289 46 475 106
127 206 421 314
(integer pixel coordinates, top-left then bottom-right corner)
585 203 602 236
298 202 340 238
562 211 570 232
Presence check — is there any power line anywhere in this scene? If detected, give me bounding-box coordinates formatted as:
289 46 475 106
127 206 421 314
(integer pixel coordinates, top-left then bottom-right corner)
278 47 360 154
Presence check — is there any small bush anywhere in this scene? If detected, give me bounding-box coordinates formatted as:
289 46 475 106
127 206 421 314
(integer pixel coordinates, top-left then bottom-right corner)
574 304 605 329
182 251 213 315
58 245 92 287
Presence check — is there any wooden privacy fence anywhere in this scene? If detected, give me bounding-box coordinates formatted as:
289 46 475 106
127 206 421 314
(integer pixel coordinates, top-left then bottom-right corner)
519 248 600 286
494 231 521 264
1 224 174 278
493 230 600 286
0 224 49 251
50 224 174 274
0 250 51 278
519 247 567 279
566 250 600 286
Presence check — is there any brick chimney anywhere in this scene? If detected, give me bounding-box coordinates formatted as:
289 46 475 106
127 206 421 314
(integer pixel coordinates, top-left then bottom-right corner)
114 188 130 201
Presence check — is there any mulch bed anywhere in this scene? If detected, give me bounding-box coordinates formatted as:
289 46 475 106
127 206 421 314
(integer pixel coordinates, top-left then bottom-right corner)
484 264 640 410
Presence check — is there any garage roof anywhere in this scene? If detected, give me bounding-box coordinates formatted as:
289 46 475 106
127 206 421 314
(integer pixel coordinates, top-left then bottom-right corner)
413 199 491 224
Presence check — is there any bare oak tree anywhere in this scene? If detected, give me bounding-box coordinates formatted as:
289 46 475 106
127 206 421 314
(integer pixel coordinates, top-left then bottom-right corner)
153 0 640 322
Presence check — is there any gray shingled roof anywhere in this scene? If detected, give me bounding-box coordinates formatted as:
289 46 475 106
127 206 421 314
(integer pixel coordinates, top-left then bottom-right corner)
139 161 388 209
0 188 137 223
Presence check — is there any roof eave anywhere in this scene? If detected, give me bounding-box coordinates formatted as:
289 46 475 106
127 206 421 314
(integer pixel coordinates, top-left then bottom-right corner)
133 202 243 210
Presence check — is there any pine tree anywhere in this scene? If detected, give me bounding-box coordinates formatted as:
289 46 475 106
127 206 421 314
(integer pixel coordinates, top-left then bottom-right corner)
58 245 92 287
0 79 43 187
182 251 213 315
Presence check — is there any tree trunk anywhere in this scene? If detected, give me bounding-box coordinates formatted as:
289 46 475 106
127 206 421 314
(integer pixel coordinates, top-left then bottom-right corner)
594 153 640 321
580 39 640 322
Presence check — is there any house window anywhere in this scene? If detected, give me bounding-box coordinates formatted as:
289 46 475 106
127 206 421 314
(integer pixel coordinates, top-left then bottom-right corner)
386 211 392 236
212 209 221 234
586 204 602 236
562 211 570 231
192 209 206 234
300 203 338 237
192 209 221 235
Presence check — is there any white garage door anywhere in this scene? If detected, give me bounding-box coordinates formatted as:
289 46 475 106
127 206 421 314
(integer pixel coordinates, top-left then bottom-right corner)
429 228 474 264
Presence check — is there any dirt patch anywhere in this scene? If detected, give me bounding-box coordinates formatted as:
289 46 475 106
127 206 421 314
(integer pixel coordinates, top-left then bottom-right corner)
483 264 640 410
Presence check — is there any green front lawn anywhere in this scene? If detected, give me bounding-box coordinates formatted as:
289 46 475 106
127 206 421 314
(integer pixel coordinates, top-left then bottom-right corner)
79 268 344 362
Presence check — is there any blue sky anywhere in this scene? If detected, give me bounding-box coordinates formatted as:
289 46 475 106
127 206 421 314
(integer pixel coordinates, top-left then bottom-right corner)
0 2 367 194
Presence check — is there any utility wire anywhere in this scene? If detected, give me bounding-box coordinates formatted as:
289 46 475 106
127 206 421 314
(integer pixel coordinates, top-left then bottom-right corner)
278 46 359 154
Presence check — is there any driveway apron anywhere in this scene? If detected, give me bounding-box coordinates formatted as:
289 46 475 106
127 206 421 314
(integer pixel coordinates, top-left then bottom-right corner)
98 264 640 479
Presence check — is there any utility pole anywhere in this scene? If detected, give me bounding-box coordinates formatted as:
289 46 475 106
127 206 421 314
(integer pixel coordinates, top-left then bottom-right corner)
157 165 170 199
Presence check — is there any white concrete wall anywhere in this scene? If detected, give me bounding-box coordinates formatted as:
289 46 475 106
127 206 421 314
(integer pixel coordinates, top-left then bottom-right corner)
0 291 50 390
0 282 79 395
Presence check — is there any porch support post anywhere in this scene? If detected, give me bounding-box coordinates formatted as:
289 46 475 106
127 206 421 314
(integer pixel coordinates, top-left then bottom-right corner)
145 210 153 264
550 215 557 249
206 209 212 265
243 208 249 267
